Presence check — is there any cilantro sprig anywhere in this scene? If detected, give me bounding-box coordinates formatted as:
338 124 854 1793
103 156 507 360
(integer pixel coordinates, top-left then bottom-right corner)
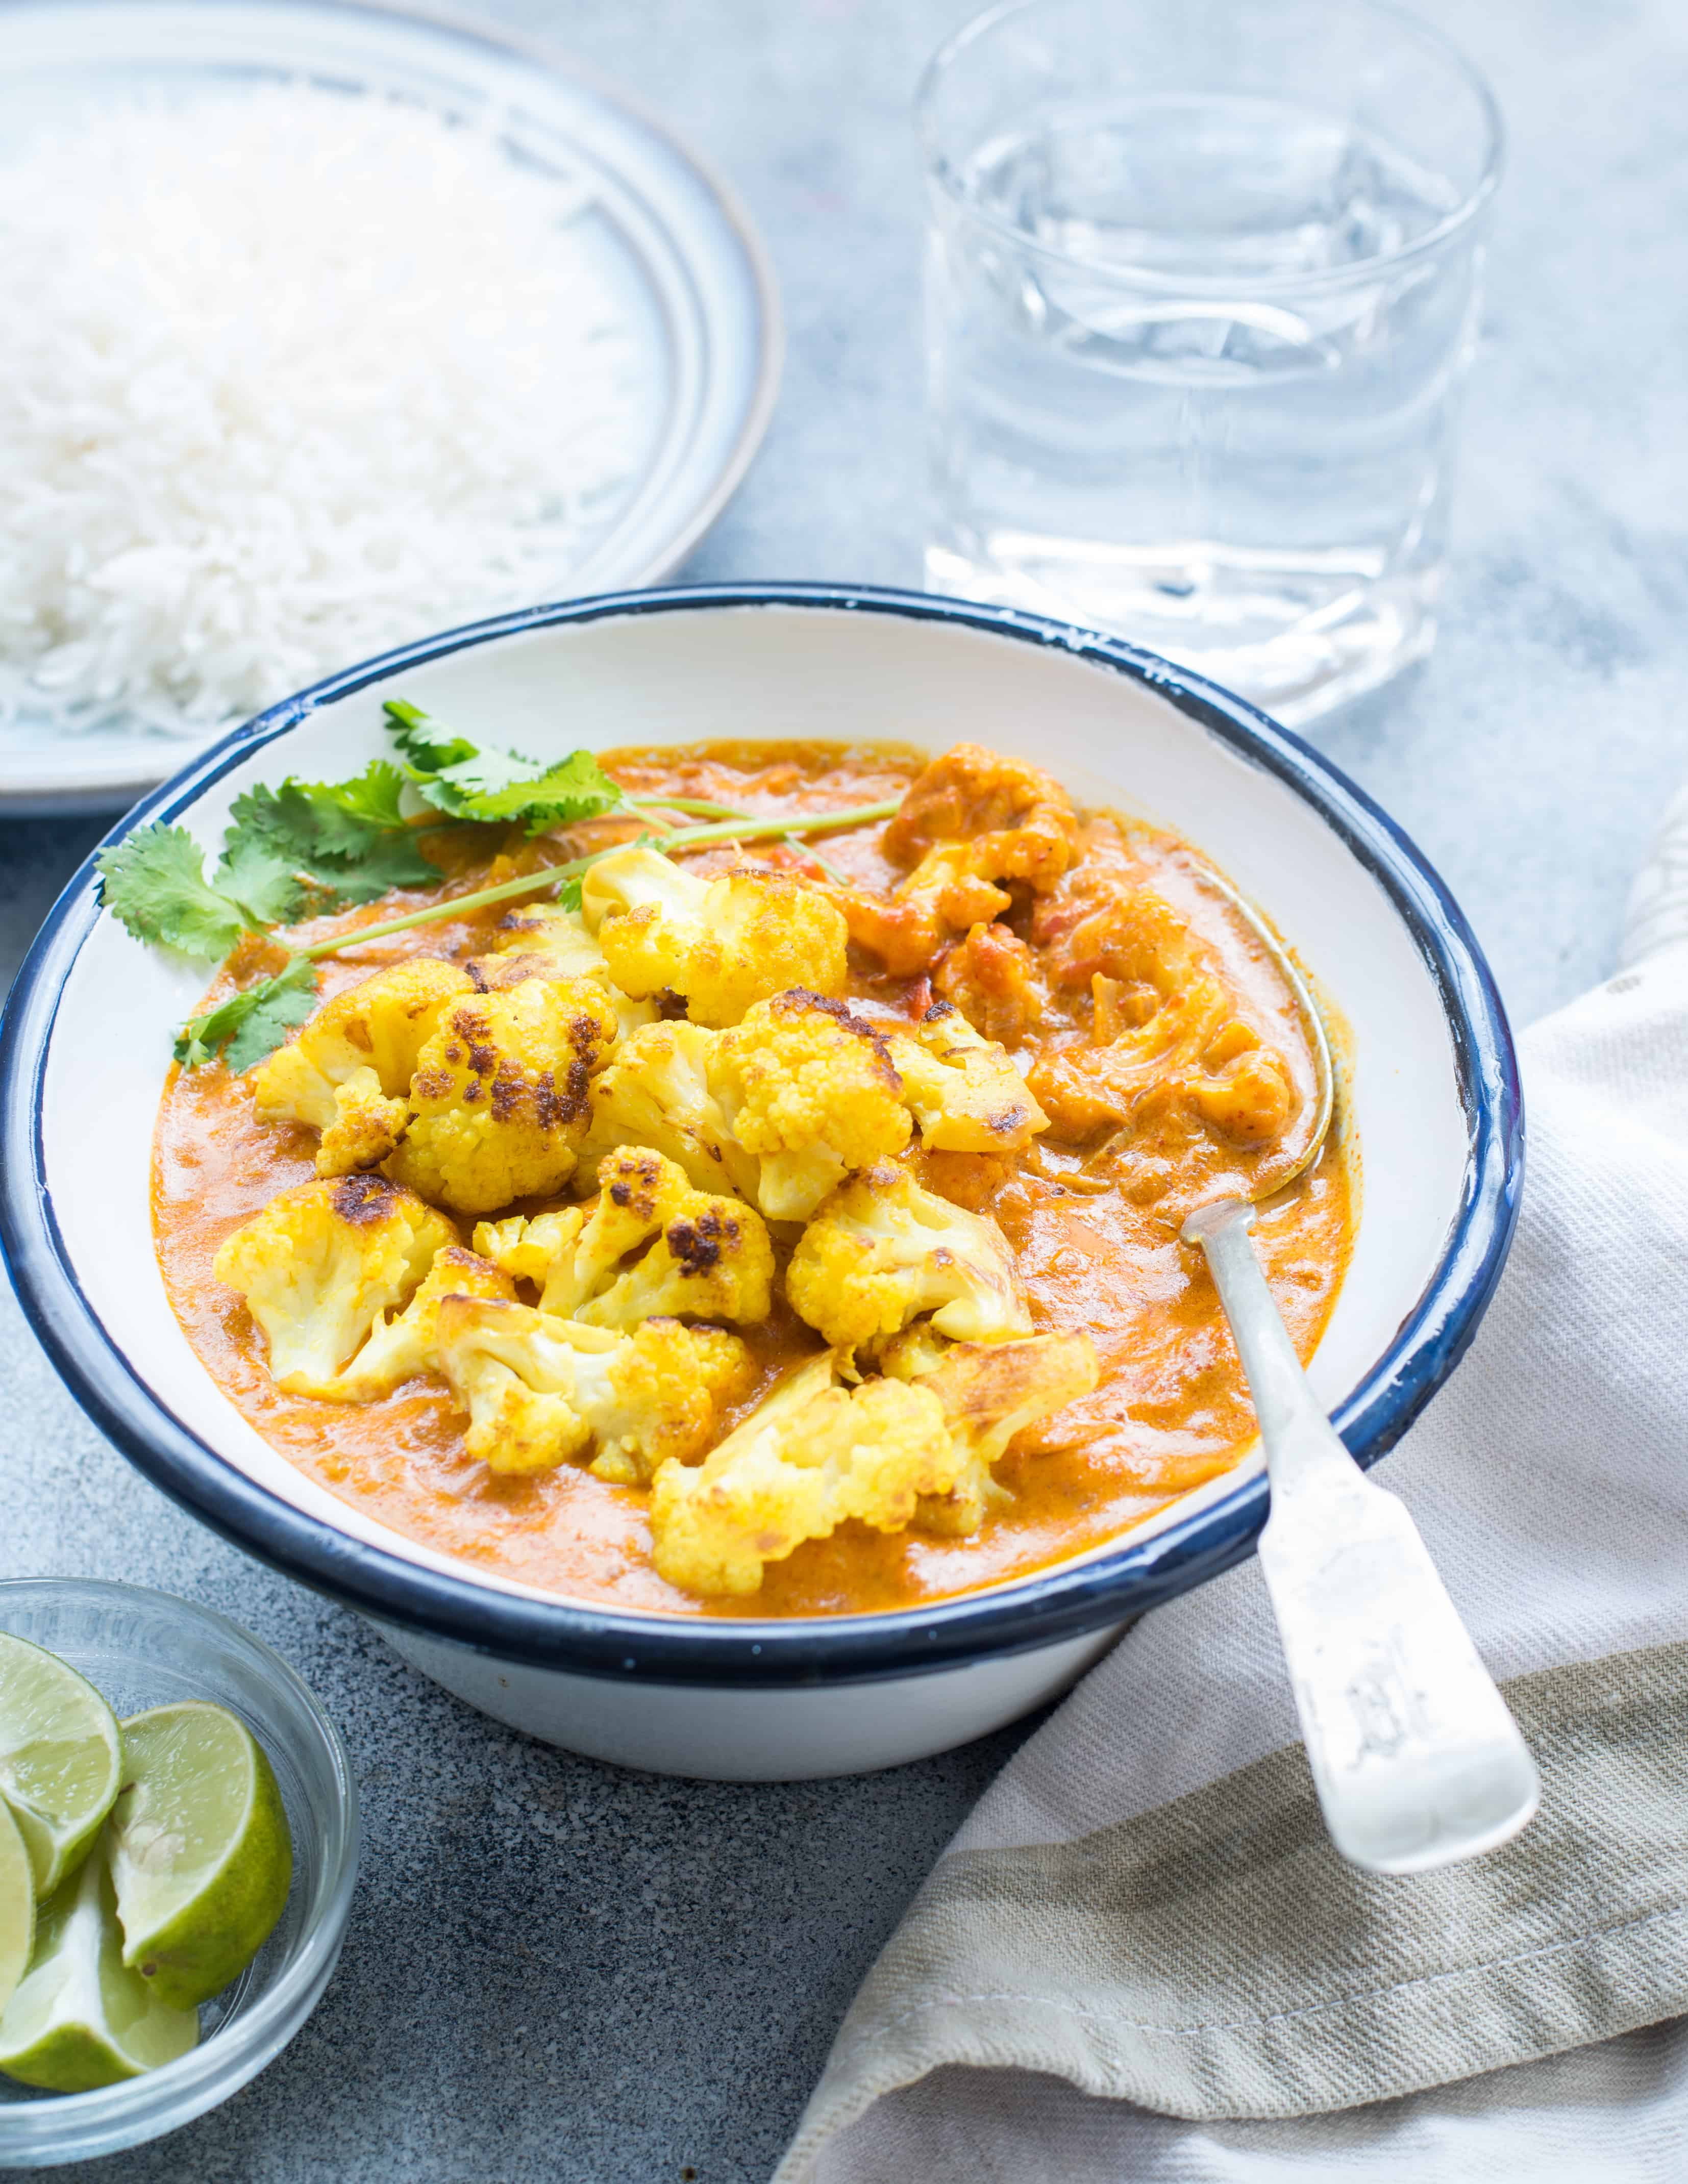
98 699 898 1072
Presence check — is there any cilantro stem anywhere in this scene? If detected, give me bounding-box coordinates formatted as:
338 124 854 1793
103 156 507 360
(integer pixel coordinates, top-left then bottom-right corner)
628 796 753 821
296 797 896 961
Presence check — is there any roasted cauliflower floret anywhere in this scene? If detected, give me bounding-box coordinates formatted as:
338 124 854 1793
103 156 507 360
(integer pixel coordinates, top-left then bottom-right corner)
383 975 620 1215
212 1174 456 1395
474 1147 774 1329
712 992 913 1221
434 1296 752 1482
785 1163 1031 1351
470 905 657 1040
648 1354 962 1597
250 958 471 1176
324 1245 515 1400
888 1333 1100 1537
580 844 849 1026
885 1003 1048 1152
576 1019 757 1199
882 743 1079 889
833 745 1080 974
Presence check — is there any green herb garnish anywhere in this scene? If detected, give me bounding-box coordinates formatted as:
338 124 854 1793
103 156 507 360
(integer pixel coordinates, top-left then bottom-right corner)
97 825 300 957
173 956 319 1072
104 702 897 1073
383 700 625 832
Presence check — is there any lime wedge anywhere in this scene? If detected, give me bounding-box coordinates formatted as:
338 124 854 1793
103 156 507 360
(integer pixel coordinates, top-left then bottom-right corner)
0 1842 196 2091
0 1635 123 1899
0 1802 35 2020
109 1703 292 2012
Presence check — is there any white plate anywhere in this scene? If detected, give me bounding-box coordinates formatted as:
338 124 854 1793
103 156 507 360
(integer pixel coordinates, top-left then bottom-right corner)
0 0 781 818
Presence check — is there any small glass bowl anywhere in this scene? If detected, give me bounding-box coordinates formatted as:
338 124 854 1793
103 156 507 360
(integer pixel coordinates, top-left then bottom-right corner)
0 1578 359 2169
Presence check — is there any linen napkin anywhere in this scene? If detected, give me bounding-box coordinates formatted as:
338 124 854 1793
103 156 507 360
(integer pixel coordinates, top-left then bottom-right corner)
777 834 1688 2180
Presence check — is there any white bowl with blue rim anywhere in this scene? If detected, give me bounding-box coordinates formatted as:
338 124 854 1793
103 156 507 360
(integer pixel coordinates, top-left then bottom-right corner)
0 586 1522 1779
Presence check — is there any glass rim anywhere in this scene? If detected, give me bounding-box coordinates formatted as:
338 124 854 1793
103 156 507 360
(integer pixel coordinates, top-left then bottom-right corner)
0 1577 360 2165
915 0 1506 297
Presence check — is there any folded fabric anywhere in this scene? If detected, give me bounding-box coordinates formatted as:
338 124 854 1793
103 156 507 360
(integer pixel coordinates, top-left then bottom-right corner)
778 932 1688 2182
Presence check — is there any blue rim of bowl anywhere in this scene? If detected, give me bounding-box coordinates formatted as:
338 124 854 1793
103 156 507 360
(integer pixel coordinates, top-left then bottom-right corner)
0 583 1523 1688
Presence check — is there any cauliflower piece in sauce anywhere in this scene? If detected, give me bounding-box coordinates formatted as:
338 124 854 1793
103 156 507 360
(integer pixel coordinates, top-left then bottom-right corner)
469 905 657 1041
433 1295 753 1483
832 745 1079 975
885 1332 1100 1537
576 1019 756 1200
1028 877 1297 1150
648 1355 959 1597
712 991 913 1221
212 1174 455 1395
581 844 849 1027
884 1002 1048 1152
784 1161 1031 1351
249 958 471 1177
324 1244 515 1401
648 1328 1096 1595
383 975 619 1216
475 1146 774 1331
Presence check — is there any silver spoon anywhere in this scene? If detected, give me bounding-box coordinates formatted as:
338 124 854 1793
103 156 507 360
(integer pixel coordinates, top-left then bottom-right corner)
1179 885 1538 1876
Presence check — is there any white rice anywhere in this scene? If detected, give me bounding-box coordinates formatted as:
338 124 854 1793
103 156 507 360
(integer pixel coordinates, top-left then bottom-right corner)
0 86 643 738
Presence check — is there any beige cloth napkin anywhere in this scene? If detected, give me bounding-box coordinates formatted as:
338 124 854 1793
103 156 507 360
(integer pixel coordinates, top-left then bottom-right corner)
776 833 1688 2180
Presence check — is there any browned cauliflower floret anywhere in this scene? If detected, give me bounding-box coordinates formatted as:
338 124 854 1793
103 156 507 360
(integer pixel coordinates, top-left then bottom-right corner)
785 1162 1030 1350
648 1354 961 1596
212 1174 455 1395
576 1020 758 1199
832 745 1080 974
474 1146 774 1329
580 844 849 1026
885 1332 1100 1537
249 958 471 1176
382 975 620 1215
885 1003 1049 1153
469 905 658 1040
325 1245 515 1400
712 992 912 1221
434 1296 752 1482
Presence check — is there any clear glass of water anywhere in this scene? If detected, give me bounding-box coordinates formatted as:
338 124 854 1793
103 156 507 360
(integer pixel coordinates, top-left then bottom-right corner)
919 0 1503 725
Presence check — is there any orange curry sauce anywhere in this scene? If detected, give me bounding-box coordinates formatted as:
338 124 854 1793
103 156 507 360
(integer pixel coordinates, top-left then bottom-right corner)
152 741 1356 1618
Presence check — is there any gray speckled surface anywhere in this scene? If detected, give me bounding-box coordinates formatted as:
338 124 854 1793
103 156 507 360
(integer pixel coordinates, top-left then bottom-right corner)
3 0 1686 2175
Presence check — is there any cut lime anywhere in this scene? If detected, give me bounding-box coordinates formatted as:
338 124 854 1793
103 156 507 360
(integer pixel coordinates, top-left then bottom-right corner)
0 1634 123 1898
0 1842 196 2091
109 1703 292 2012
0 1802 34 2020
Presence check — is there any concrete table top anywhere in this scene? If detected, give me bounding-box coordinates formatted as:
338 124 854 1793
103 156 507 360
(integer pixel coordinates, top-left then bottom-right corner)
2 1 1683 2175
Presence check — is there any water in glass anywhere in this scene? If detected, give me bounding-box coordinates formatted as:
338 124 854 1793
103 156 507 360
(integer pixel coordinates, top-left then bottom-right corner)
925 92 1485 722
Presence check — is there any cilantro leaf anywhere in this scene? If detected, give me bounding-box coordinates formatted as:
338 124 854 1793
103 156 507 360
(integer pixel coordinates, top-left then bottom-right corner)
213 834 310 927
175 956 318 1073
450 749 628 827
96 825 281 958
383 698 625 833
225 762 438 905
382 698 480 775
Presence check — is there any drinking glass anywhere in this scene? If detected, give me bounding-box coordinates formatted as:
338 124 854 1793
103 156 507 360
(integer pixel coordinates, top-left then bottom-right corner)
919 0 1503 725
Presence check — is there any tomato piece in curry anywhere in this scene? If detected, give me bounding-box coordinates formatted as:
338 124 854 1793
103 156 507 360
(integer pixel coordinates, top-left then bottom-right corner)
152 739 1355 1618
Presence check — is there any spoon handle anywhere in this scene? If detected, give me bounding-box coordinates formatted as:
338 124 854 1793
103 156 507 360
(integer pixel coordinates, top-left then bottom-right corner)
1186 1199 1540 1876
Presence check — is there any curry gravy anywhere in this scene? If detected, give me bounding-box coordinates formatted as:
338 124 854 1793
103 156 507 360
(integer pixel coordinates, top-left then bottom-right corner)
152 741 1355 1618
